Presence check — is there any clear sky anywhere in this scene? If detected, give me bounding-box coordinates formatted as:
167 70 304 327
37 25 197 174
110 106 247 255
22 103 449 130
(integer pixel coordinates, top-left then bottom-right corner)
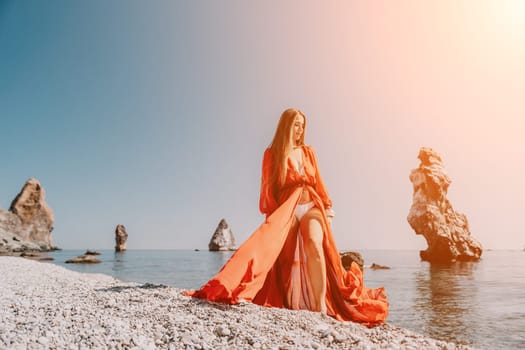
1 1 524 250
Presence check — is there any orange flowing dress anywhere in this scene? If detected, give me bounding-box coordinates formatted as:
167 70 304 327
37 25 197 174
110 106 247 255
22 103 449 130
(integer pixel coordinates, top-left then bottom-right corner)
185 145 388 327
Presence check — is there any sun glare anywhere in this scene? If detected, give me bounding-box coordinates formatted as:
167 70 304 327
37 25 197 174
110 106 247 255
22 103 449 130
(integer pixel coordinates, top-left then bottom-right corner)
499 0 525 36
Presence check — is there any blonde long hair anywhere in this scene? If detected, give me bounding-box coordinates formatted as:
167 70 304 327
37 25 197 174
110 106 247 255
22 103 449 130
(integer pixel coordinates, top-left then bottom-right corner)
269 108 307 192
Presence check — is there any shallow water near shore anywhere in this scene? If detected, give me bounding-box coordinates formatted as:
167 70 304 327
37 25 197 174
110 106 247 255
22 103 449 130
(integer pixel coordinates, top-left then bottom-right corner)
46 249 525 349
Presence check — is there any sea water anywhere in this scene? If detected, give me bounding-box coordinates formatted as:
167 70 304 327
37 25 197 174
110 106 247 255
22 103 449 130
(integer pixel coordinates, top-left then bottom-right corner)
47 249 525 349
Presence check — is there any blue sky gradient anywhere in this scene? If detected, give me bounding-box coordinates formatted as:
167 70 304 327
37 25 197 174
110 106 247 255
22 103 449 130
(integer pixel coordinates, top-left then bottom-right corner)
1 1 524 250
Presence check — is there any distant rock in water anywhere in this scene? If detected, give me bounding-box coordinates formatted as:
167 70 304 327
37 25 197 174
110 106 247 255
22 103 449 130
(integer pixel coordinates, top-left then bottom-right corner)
66 254 101 264
0 178 57 252
370 263 390 270
115 224 128 252
209 219 236 251
85 250 101 255
407 147 483 263
340 251 364 270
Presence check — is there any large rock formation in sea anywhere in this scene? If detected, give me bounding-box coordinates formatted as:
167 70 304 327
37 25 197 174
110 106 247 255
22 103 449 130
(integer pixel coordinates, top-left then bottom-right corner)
340 251 364 270
209 219 236 251
0 178 56 252
115 224 128 252
407 147 483 263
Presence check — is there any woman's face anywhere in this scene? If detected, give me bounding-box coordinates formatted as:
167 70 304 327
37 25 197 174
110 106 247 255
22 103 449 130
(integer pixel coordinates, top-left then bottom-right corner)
291 113 305 145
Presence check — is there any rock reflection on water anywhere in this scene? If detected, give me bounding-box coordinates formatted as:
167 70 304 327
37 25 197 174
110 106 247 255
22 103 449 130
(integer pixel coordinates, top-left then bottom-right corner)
112 251 126 270
210 250 234 266
414 262 479 347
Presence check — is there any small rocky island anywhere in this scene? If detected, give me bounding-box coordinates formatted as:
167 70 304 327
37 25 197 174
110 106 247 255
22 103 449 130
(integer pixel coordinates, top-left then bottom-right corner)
0 178 58 254
407 147 483 263
208 219 236 251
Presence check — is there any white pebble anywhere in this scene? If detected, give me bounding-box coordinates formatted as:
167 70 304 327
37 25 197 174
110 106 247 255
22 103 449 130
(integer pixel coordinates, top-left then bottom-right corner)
215 325 231 337
37 336 49 345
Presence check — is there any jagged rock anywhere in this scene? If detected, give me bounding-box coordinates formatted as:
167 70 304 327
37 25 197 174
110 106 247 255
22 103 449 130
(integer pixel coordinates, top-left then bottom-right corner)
407 147 483 263
209 219 236 251
65 254 101 264
9 178 54 245
370 263 390 270
115 224 128 252
0 226 45 253
339 251 364 270
0 179 56 252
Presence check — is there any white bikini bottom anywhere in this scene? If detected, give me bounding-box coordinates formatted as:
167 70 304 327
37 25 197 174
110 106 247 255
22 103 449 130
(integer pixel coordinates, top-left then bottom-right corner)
294 201 314 221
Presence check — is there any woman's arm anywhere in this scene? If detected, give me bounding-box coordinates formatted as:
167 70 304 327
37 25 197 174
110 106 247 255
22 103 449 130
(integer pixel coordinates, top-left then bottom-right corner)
309 146 333 214
259 148 278 216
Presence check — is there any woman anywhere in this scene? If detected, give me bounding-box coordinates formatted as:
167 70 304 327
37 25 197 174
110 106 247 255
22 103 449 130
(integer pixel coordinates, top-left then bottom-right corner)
185 108 388 327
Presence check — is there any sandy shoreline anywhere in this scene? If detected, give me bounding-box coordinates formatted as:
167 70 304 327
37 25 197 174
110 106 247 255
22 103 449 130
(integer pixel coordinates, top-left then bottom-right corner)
0 257 473 350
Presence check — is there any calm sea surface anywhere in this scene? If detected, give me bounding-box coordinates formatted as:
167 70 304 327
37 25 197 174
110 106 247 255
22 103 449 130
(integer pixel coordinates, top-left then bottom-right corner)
46 249 525 349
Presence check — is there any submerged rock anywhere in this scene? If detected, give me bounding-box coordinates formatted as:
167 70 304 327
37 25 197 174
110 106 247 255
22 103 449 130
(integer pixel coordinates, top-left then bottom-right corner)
19 252 54 261
209 219 236 251
19 252 40 257
85 250 101 255
339 251 364 270
0 178 57 252
370 263 390 270
115 224 128 252
407 147 483 263
65 254 101 264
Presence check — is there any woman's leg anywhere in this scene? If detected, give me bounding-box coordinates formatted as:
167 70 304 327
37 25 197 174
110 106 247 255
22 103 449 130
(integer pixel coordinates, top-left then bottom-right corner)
299 207 327 312
279 216 300 266
278 217 300 308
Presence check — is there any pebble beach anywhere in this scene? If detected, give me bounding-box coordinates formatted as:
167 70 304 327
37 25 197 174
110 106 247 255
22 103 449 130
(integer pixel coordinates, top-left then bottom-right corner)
0 256 473 350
